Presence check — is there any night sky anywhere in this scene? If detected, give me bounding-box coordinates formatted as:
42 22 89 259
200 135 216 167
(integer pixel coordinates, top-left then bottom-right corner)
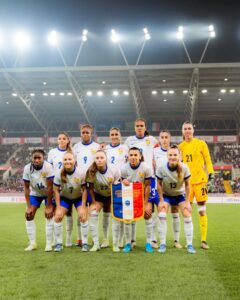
0 0 240 66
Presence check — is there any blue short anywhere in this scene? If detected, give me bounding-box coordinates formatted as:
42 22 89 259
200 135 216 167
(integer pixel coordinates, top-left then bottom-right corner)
60 197 82 210
148 177 159 205
30 195 55 207
163 194 185 206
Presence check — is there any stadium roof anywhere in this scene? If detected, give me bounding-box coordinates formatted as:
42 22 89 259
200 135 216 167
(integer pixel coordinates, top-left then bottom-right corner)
0 62 240 137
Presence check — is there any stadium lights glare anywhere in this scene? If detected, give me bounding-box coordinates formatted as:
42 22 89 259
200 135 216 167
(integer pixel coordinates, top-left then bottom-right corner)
224 78 228 81
169 90 175 94
183 90 188 94
143 28 151 40
162 79 166 83
143 28 148 34
97 90 103 96
218 98 222 101
162 90 168 95
230 89 235 93
113 90 119 96
151 90 158 95
81 29 88 42
208 25 216 38
208 25 214 32
102 81 106 84
67 92 73 96
43 81 47 85
48 30 58 46
110 100 114 104
209 31 216 38
201 89 208 94
43 92 48 96
111 29 119 43
123 90 129 96
12 93 17 97
163 99 167 102
59 92 65 96
177 26 184 39
30 93 35 97
50 92 56 96
86 91 93 96
6 101 9 105
13 31 31 49
220 89 226 93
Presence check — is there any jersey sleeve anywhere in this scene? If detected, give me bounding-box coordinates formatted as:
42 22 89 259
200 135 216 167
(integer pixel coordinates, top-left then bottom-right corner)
121 165 128 179
46 162 54 180
47 149 53 165
53 171 61 186
201 141 214 174
114 168 121 182
124 137 130 149
144 164 152 180
182 163 191 180
155 166 163 180
22 165 30 182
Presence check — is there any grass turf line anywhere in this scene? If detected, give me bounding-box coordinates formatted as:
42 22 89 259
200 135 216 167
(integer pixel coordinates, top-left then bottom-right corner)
0 203 239 300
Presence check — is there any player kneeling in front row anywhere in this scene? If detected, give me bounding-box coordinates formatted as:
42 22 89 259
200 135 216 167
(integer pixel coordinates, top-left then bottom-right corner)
156 145 196 254
23 149 55 251
53 152 89 252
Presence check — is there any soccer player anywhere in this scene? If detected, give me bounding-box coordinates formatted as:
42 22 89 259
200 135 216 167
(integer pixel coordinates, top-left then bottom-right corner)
125 118 158 248
102 127 128 248
73 124 100 246
156 145 196 254
53 152 88 252
154 130 182 249
179 121 214 249
23 149 54 251
121 147 153 253
86 150 121 252
48 132 73 247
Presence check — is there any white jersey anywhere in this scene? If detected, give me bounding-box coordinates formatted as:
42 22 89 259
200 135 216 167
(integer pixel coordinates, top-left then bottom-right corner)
87 165 120 197
23 161 54 197
154 147 168 169
48 147 67 171
54 167 85 200
155 162 191 196
73 141 100 174
125 135 157 175
105 143 128 169
121 162 152 183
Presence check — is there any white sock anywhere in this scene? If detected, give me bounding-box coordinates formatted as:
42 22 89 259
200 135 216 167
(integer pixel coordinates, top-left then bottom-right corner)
124 223 132 245
112 219 120 246
77 217 82 240
89 210 99 245
54 221 63 245
102 212 110 240
131 221 137 242
145 218 153 243
26 220 36 244
172 213 180 242
152 213 158 242
118 222 124 246
45 218 53 245
158 212 167 245
81 221 89 245
184 217 193 246
66 216 73 244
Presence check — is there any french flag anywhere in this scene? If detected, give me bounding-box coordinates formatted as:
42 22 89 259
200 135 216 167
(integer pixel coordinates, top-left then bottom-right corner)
111 182 144 222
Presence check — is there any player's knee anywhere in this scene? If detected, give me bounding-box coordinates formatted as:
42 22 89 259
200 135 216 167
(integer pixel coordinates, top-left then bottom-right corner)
25 213 34 221
66 209 72 217
90 209 99 218
198 204 206 216
158 211 167 221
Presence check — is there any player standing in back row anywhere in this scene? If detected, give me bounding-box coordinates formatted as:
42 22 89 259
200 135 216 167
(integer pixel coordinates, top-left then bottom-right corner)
179 121 214 249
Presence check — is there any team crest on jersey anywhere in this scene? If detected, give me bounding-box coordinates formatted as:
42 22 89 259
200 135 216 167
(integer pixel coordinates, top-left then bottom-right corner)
118 148 123 154
74 178 80 184
145 139 150 146
108 177 113 183
40 172 47 177
138 172 144 178
91 149 97 155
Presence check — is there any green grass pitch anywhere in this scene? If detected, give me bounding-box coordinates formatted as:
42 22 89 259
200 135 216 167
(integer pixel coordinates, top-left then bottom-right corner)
0 203 239 300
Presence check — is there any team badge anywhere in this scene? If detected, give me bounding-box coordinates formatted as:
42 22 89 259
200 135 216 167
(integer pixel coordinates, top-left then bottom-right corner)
138 172 144 178
40 172 47 177
74 178 80 184
146 140 150 146
118 148 123 154
91 149 97 155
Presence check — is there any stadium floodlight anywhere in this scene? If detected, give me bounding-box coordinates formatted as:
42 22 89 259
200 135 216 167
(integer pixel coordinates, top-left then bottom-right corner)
48 30 58 46
218 98 222 101
110 100 114 104
86 91 93 96
81 29 88 42
178 26 184 32
123 90 129 95
102 81 106 84
224 78 228 81
50 92 56 96
162 79 166 83
43 81 47 85
30 93 35 97
13 31 31 49
12 93 17 97
113 90 119 96
143 28 151 40
67 92 73 96
201 89 208 94
151 90 157 95
43 92 48 96
59 92 65 96
163 99 167 102
208 25 214 32
169 90 175 94
177 26 184 39
162 90 168 94
97 90 103 96
111 29 119 43
209 31 216 38
143 28 148 34
208 24 216 38
183 90 188 94
6 101 9 105
230 89 235 93
220 89 226 93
